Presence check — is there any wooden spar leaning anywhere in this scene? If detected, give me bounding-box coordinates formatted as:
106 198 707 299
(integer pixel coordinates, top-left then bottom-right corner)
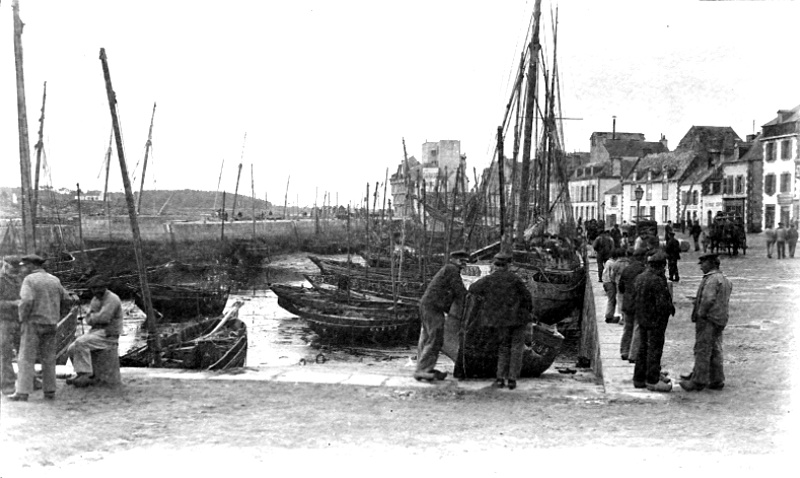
251 164 256 239
283 176 290 219
33 81 46 241
136 102 156 215
220 191 226 240
99 48 161 366
76 183 84 255
232 162 243 219
103 131 113 240
213 159 224 212
365 183 370 279
12 0 34 253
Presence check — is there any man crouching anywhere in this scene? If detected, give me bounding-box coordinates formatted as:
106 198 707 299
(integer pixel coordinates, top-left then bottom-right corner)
66 276 122 388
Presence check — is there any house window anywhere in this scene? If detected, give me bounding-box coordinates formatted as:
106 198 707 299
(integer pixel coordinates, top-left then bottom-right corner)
580 186 585 202
610 195 618 207
765 205 775 229
591 185 596 201
781 139 791 160
766 142 776 162
692 191 699 205
765 173 776 196
662 180 668 200
649 206 656 220
711 181 721 194
780 172 791 193
707 210 713 226
662 206 669 222
735 175 744 194
646 183 652 201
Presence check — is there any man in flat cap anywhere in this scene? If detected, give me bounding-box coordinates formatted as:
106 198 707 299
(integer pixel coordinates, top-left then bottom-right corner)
0 255 26 395
617 248 647 362
66 275 123 388
8 254 76 401
414 250 469 382
468 251 533 390
679 253 732 391
631 251 675 392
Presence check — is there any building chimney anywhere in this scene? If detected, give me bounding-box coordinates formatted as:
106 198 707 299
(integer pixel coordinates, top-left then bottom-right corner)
734 141 740 160
660 134 668 151
746 134 756 142
612 116 616 140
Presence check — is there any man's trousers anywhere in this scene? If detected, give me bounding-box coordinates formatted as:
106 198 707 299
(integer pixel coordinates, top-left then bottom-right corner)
16 322 57 395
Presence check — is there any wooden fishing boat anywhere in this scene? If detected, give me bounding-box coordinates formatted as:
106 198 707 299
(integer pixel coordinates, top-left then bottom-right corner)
119 300 246 369
131 282 230 322
270 283 411 316
304 273 424 303
272 284 419 344
510 262 586 326
308 255 431 282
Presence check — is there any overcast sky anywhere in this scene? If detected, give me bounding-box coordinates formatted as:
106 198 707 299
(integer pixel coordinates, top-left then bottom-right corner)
0 0 797 208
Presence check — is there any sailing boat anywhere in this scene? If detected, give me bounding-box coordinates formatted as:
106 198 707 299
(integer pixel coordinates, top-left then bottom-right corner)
445 0 586 378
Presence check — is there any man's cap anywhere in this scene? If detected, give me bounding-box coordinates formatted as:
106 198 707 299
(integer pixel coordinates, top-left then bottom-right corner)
493 251 513 265
449 250 469 259
2 255 21 265
647 251 667 263
85 275 110 288
698 253 719 263
19 254 46 265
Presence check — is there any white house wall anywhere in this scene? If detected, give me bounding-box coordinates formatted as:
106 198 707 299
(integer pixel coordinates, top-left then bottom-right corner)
761 135 798 228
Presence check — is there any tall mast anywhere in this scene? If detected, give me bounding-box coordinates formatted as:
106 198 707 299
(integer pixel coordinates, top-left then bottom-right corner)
515 0 542 247
99 48 160 366
32 81 46 244
231 133 246 219
12 0 34 252
103 130 113 240
213 158 224 212
136 102 157 214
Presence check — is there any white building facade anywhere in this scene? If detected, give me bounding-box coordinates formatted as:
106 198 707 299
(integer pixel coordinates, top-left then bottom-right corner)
760 107 799 228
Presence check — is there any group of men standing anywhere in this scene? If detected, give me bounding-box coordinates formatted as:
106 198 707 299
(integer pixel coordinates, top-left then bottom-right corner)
764 222 799 259
0 254 124 402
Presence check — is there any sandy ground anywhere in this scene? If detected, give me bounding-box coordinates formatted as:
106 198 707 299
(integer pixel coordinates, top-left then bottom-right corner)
1 236 799 477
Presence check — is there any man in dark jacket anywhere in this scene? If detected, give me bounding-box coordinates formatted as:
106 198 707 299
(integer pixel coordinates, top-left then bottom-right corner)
631 252 675 392
592 230 614 283
617 248 646 361
664 232 681 282
468 252 533 390
414 250 469 382
610 224 622 249
690 221 703 252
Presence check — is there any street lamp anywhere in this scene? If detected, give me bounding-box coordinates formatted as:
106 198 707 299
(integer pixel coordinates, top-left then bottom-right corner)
634 184 644 237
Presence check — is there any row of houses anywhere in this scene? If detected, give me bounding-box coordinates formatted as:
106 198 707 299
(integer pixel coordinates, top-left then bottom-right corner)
571 104 799 232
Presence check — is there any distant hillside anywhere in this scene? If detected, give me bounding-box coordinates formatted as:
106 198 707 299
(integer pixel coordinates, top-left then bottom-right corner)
0 187 279 218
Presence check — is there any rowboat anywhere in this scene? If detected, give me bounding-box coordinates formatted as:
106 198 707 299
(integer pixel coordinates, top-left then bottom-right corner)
304 273 423 303
119 300 246 369
271 284 419 344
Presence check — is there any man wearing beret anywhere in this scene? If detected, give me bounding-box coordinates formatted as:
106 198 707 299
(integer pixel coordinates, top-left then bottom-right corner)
631 251 675 392
66 275 123 388
414 250 468 382
8 254 76 401
0 256 25 395
468 251 533 390
679 253 732 391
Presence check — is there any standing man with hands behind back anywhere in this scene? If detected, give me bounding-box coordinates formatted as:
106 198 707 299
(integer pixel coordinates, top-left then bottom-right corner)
8 254 77 402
